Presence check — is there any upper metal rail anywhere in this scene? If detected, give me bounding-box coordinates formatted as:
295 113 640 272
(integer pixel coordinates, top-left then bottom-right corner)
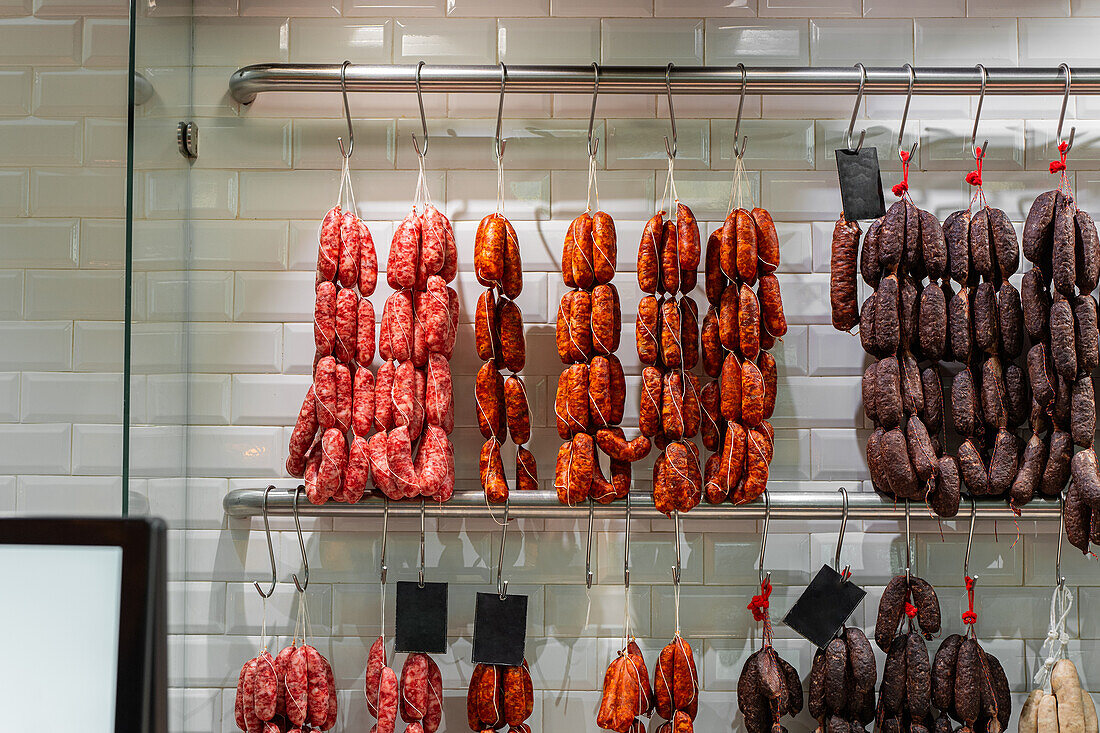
228 64 1100 104
224 488 1062 520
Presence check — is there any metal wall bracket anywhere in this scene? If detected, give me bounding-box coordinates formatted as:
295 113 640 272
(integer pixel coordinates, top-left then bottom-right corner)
177 121 198 160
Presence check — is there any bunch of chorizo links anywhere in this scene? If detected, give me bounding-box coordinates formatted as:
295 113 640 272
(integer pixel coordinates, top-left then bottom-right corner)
937 196 1027 502
365 639 443 733
235 643 337 733
1016 188 1100 546
636 203 704 513
368 199 459 503
873 573 952 733
834 198 962 517
700 205 784 505
807 627 877 733
930 633 1011 733
286 192 379 505
466 661 535 732
1020 660 1099 733
597 640 653 732
650 635 700 732
554 209 638 505
737 644 803 733
475 212 537 504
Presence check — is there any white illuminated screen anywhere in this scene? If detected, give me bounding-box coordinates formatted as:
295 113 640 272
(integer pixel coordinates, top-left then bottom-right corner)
0 545 123 731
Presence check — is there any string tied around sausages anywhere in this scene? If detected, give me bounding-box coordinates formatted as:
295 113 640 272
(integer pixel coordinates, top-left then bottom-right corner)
747 576 774 646
966 146 989 213
1034 581 1073 693
961 574 978 626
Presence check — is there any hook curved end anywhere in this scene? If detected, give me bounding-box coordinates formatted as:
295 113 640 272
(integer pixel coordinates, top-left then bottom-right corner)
664 135 676 161
735 135 749 160
851 129 867 153
292 573 307 594
585 569 593 590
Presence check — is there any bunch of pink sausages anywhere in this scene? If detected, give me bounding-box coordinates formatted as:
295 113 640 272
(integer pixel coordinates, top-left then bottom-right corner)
234 644 336 733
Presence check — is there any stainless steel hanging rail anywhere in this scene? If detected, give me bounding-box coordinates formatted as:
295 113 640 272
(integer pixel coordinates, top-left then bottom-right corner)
228 64 1100 104
224 488 1061 520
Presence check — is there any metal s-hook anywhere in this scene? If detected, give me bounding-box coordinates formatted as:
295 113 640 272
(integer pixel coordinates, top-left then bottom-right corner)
671 510 683 586
411 60 429 159
844 63 868 153
338 60 354 159
897 63 918 160
584 499 595 589
291 486 309 593
587 62 600 159
834 487 851 581
732 63 748 160
971 64 989 160
758 490 771 586
380 498 389 587
624 492 631 590
963 496 978 580
494 63 508 161
497 499 511 599
1057 63 1077 156
418 499 427 588
254 485 278 599
664 62 677 160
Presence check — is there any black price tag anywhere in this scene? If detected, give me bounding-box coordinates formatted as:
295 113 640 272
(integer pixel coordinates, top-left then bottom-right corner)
835 147 886 221
472 591 528 666
394 581 448 654
783 565 866 649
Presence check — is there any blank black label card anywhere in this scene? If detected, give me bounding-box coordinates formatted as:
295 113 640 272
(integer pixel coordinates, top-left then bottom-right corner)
835 147 886 221
472 592 527 666
394 581 448 654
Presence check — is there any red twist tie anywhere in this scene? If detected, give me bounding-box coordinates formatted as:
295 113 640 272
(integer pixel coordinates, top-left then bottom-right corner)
747 577 772 622
1050 140 1069 174
966 146 984 187
892 149 911 197
961 575 978 625
904 602 918 618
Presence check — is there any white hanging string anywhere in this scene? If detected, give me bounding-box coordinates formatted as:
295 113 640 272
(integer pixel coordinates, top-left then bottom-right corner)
496 149 506 215
585 149 600 213
727 150 752 214
660 155 679 216
1034 582 1073 693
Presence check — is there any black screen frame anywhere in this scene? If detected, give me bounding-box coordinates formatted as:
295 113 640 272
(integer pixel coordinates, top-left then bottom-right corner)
0 516 167 733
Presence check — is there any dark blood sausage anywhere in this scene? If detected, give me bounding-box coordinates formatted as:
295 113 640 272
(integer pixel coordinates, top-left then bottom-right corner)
918 284 946 362
873 274 901 357
952 368 979 437
1021 267 1051 343
906 415 936 483
1053 193 1077 297
972 281 998 356
989 428 1019 495
988 206 1019 281
861 216 884 287
1004 362 1030 428
997 281 1023 358
948 286 972 364
1023 189 1058 265
969 207 993 279
1041 429 1073 497
943 209 971 285
831 216 862 332
957 438 990 495
876 356 903 430
881 427 918 499
899 279 920 355
930 456 961 517
1077 209 1100 293
863 361 879 425
981 355 1007 430
1029 342 1056 410
879 200 906 273
920 209 948 281
1011 433 1046 507
1075 294 1100 373
920 366 943 436
1071 374 1096 448
1050 295 1078 381
899 350 924 416
904 200 923 276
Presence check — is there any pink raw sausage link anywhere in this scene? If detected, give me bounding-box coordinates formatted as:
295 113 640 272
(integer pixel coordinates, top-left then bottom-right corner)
287 385 318 477
253 650 278 721
335 363 352 434
274 645 295 717
379 296 393 361
388 211 421 289
303 447 322 505
321 657 338 730
418 425 451 499
357 217 379 296
357 298 376 367
314 281 337 358
388 290 414 363
421 204 448 277
316 428 346 503
367 431 399 499
314 356 338 430
412 293 429 368
422 275 450 353
345 435 370 503
387 425 420 498
377 666 399 733
425 354 454 434
303 645 331 729
365 635 385 716
439 214 458 284
352 368 375 437
235 661 249 731
334 287 358 365
392 360 415 429
422 656 443 733
373 361 395 433
338 211 361 289
287 646 309 726
400 652 429 723
243 659 262 733
410 368 426 441
317 205 340 283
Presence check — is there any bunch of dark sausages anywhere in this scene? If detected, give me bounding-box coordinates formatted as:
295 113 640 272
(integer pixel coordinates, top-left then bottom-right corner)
738 643 803 733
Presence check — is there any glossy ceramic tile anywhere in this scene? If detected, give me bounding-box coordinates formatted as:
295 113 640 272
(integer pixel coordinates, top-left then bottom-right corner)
810 19 914 66
498 18 599 64
705 18 809 65
600 19 705 65
393 18 496 63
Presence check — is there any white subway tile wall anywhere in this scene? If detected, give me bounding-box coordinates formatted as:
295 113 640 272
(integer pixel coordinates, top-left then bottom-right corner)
3 3 1100 732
